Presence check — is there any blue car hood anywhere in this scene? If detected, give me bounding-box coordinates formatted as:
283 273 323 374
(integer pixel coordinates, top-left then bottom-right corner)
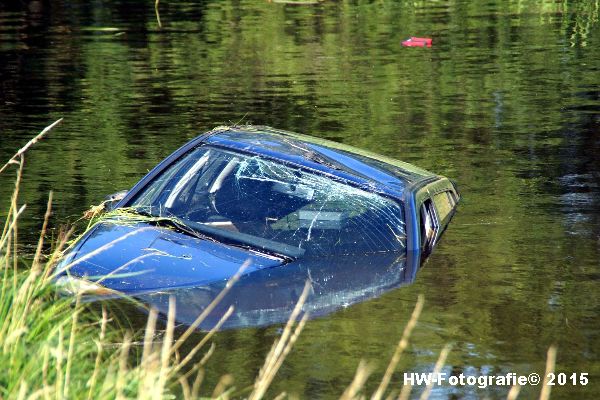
57 222 284 293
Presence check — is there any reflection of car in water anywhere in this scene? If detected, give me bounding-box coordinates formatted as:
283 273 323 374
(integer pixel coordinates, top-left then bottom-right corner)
56 126 459 329
137 250 417 329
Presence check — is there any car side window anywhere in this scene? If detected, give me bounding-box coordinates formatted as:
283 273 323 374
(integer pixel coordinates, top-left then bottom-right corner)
432 191 455 226
420 199 438 255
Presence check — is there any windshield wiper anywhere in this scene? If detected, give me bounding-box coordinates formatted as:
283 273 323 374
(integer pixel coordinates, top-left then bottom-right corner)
207 238 295 264
127 208 297 262
184 219 304 261
127 208 216 242
156 217 217 242
160 218 295 263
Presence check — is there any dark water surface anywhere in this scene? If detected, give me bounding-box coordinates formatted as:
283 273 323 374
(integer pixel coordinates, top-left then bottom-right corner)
1 1 599 398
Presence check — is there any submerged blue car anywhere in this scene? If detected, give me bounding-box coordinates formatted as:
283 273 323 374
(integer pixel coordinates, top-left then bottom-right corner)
57 126 459 328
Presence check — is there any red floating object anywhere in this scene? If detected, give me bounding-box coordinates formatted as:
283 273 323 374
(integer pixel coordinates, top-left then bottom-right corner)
402 37 432 48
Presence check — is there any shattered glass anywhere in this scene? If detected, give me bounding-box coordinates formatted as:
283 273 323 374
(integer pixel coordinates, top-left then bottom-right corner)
130 146 406 258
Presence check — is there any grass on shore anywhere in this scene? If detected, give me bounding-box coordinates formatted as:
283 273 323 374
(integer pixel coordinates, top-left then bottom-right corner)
0 120 556 399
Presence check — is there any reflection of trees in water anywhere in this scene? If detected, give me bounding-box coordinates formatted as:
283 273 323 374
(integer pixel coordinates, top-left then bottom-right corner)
0 2 599 396
564 0 599 47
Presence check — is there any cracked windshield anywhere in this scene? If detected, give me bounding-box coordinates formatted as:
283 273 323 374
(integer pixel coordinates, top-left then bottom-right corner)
1 0 599 399
131 145 406 257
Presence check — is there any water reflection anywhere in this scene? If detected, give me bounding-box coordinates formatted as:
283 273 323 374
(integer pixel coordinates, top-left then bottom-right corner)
138 251 418 330
2 0 600 398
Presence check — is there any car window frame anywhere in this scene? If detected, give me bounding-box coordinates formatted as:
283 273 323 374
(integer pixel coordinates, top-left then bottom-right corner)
122 143 410 259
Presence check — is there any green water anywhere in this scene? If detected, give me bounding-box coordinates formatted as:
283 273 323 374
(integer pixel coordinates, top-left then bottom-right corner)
1 1 599 398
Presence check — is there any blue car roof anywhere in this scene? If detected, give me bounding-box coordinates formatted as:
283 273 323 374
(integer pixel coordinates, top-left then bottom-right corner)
203 126 437 199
